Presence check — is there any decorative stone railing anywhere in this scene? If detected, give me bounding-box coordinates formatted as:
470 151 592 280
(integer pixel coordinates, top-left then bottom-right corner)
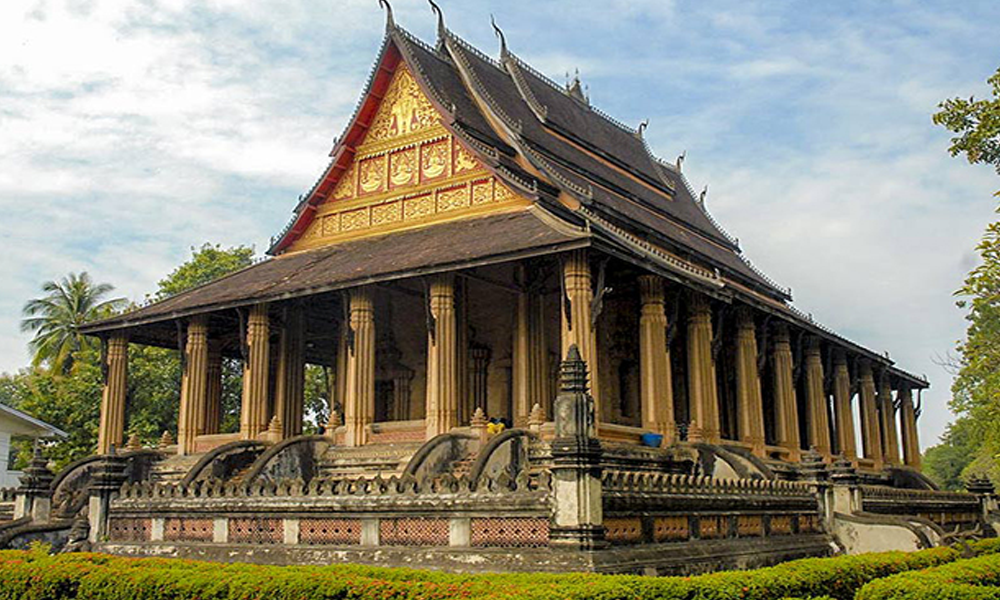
859 485 982 529
601 471 822 546
106 471 552 549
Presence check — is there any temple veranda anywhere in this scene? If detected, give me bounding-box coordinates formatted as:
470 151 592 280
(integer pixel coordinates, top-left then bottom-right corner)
1 12 993 574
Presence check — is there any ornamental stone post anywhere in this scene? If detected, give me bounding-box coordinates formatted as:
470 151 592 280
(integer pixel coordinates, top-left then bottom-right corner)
966 477 998 530
549 345 606 549
87 448 128 544
13 445 54 522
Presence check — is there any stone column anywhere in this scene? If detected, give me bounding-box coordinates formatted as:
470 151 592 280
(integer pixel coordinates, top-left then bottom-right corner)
549 345 606 549
513 282 532 427
804 337 832 459
529 293 549 419
899 384 921 469
858 361 883 469
426 275 458 439
734 307 765 456
345 288 376 446
178 316 209 456
335 319 350 422
687 293 720 443
97 333 129 455
469 345 490 414
832 350 857 462
639 275 675 442
878 373 901 466
561 250 600 420
275 304 306 439
203 342 223 435
772 323 800 461
240 303 271 440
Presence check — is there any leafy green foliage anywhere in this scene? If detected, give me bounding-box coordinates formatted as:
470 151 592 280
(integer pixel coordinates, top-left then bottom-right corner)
858 549 1000 600
0 544 969 600
922 417 977 490
933 67 1000 195
153 243 254 301
20 273 125 374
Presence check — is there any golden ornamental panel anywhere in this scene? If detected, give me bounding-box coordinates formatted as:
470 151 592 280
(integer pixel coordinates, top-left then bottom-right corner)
403 194 436 220
332 164 356 200
495 181 518 204
389 148 417 189
371 201 403 226
454 144 479 174
321 214 341 236
471 179 494 206
359 156 386 196
340 208 371 232
365 66 439 145
437 184 470 212
421 139 450 182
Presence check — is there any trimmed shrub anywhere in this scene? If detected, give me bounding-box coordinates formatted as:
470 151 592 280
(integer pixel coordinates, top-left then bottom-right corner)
857 551 1000 600
0 542 987 600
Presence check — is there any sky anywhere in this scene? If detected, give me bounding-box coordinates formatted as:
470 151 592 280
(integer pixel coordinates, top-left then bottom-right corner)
1 0 998 450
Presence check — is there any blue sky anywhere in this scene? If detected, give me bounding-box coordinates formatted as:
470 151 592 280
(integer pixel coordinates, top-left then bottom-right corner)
2 0 999 450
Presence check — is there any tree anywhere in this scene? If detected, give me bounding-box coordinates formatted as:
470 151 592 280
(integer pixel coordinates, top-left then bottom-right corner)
927 66 1000 487
154 243 254 300
20 272 125 374
933 67 1000 195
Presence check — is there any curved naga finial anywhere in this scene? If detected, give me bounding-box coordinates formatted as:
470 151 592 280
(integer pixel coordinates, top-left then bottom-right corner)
637 119 649 137
699 185 708 205
491 14 508 57
676 150 686 171
378 0 395 31
428 0 446 39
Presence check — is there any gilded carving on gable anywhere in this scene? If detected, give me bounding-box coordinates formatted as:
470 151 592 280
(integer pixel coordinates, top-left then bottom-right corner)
421 140 449 181
389 148 417 189
437 185 469 212
454 145 479 174
404 194 436 220
332 164 356 200
371 201 403 226
341 208 371 232
471 179 493 206
359 156 386 195
366 67 439 144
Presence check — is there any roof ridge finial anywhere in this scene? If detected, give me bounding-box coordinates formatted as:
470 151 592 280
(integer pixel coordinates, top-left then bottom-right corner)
699 185 708 206
637 119 649 137
491 14 508 58
377 0 395 32
428 0 446 41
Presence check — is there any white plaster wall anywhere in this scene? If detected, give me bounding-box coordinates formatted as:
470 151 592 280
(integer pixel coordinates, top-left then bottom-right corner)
833 516 924 554
0 430 21 489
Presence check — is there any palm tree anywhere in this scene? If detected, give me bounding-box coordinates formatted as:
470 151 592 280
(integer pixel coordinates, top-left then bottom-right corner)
21 272 126 374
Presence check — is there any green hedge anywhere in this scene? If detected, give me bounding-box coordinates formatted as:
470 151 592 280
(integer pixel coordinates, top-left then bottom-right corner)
0 543 982 600
857 552 1000 600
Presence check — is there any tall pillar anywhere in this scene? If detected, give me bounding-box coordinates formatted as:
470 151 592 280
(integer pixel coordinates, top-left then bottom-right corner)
275 304 306 439
97 333 129 454
832 350 857 462
638 275 675 442
858 361 883 469
203 342 223 435
515 271 550 427
878 373 901 466
804 337 831 459
240 304 271 440
734 307 765 456
345 288 376 446
469 345 490 414
561 250 600 420
335 319 350 422
686 293 720 443
772 323 800 461
899 384 921 469
426 275 458 438
178 316 209 455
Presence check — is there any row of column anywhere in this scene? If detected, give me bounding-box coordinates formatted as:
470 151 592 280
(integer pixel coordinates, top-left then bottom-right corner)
94 249 923 470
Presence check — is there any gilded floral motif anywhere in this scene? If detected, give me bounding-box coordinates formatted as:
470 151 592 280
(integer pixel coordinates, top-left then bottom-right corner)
322 215 341 236
403 194 435 220
365 67 439 144
389 149 417 188
437 185 469 212
494 182 518 204
421 141 449 180
454 145 478 173
371 202 402 226
471 180 493 206
359 157 386 195
332 164 356 200
340 208 370 231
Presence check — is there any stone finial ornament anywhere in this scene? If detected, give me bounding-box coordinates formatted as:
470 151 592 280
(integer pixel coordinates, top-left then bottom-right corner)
158 430 174 448
528 403 545 431
126 433 141 451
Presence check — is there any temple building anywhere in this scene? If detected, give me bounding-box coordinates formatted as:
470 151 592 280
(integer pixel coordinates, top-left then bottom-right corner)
2 6 993 574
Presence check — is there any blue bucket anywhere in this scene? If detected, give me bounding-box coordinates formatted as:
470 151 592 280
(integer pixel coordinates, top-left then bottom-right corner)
641 432 664 448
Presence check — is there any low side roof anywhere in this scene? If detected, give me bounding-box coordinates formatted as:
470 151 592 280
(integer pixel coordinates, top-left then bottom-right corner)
0 404 67 439
82 208 588 334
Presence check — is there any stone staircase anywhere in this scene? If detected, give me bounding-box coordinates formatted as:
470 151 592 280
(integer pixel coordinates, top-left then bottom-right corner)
317 442 424 479
148 454 202 483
